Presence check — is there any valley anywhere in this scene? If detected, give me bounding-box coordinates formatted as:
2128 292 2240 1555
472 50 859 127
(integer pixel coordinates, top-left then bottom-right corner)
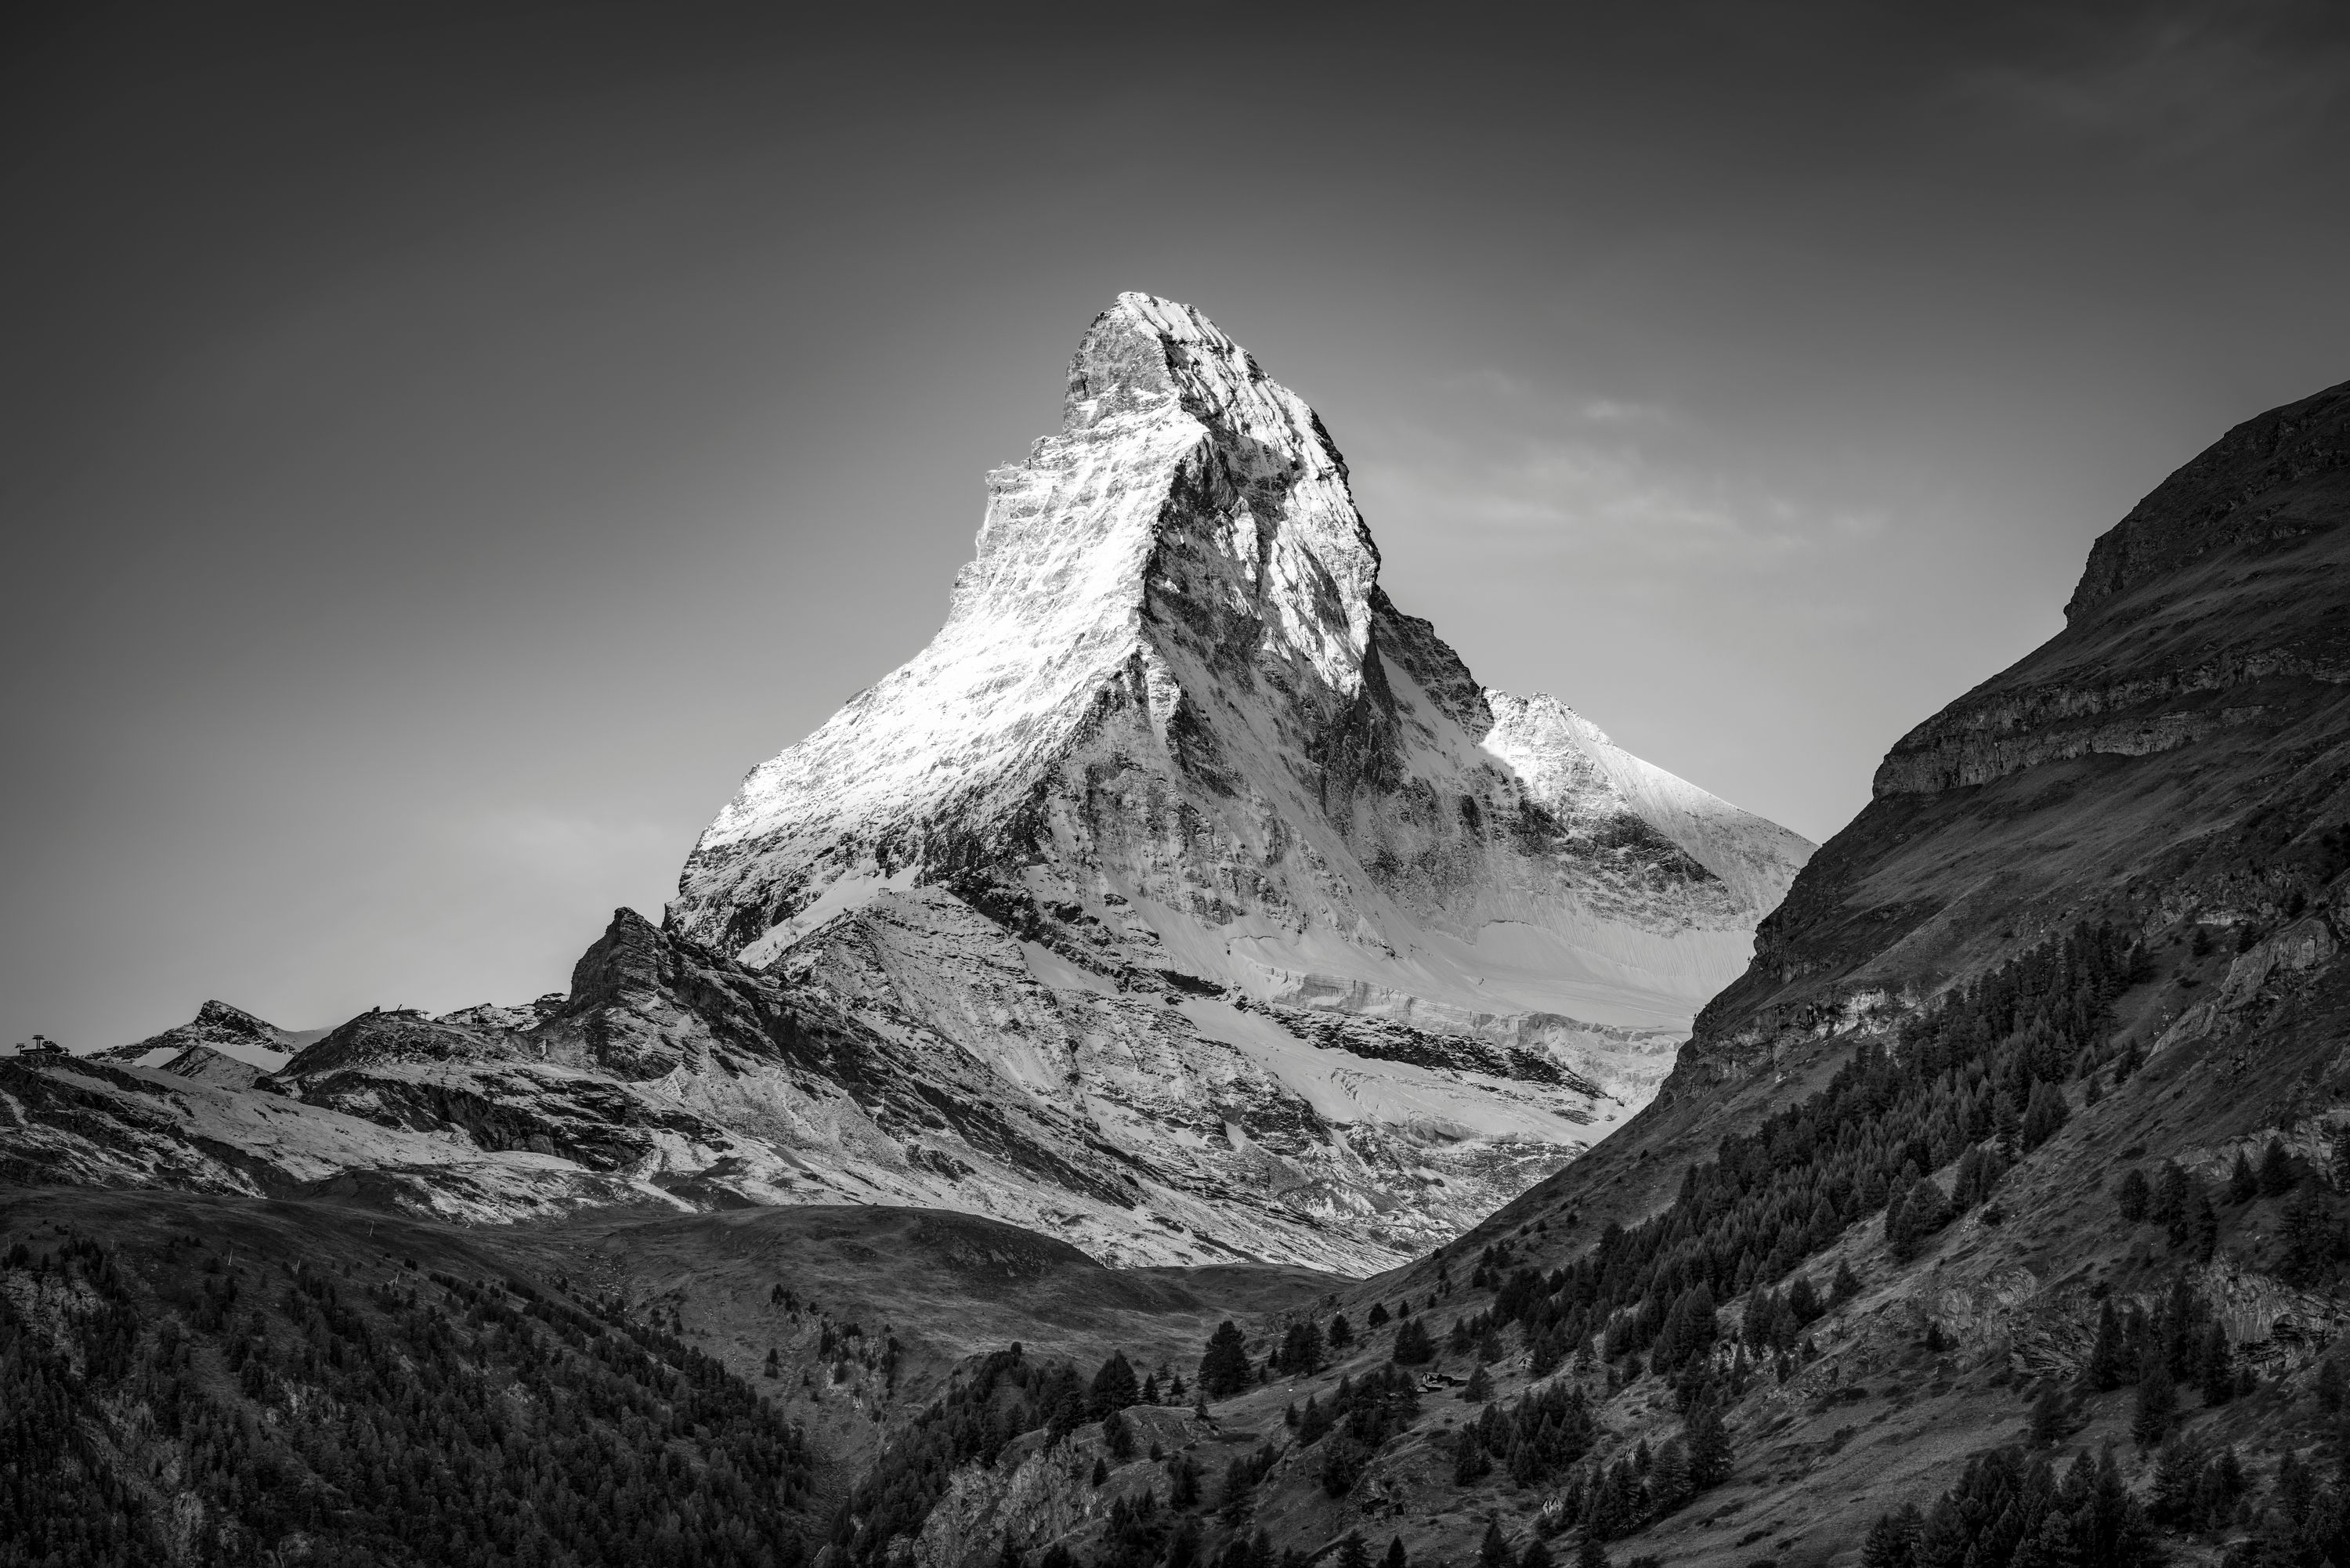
5 314 2348 1568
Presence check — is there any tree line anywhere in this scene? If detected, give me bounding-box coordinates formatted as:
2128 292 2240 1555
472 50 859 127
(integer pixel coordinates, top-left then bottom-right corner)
2 1228 813 1568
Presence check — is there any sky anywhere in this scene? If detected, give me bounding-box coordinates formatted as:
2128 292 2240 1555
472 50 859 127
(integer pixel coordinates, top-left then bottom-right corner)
5 0 2348 1048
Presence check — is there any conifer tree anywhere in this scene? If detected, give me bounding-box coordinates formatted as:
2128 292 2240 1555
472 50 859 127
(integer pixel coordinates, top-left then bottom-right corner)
1198 1323 1252 1399
2228 1151 2259 1204
1452 1429 1491 1485
1951 1147 1990 1210
1685 1400 1734 1487
2283 1183 2332 1282
2080 1299 2125 1392
1385 1539 1408 1568
2114 1168 2150 1223
1463 1364 1493 1404
2029 1384 2070 1447
1862 1503 1922 1568
1337 1532 1370 1568
2196 1322 2233 1406
2182 1190 2219 1263
1574 1535 1609 1568
2132 1358 2175 1448
1092 1352 1141 1416
1913 1496 1969 1568
2149 1162 2189 1229
2020 1080 2068 1152
2147 1436 2205 1526
1275 1320 1325 1377
2259 1136 2296 1197
1887 1179 1950 1262
1169 1452 1201 1508
2013 1505 2082 1568
1479 1519 1510 1568
1649 1439 1694 1514
1993 1091 2023 1151
1831 1261 1862 1306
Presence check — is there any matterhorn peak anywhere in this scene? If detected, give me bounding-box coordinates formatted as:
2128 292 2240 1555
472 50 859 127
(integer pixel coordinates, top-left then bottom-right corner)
678 292 1386 962
1061 293 1318 450
663 292 1813 1269
1 295 1813 1274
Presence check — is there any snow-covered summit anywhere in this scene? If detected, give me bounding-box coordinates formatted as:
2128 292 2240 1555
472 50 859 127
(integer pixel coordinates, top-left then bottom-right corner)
1480 692 1813 920
664 293 1814 1269
680 292 1383 955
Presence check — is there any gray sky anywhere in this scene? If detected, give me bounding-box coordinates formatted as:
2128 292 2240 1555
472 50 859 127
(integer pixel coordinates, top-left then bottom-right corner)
6 1 2347 1047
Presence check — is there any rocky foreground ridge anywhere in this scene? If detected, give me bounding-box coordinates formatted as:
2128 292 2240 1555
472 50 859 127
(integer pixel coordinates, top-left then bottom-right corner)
1280 374 2350 1566
0 294 1808 1274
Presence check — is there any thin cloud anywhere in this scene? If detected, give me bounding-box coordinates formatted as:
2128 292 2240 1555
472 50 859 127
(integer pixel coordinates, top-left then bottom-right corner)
1354 381 1838 576
1950 2 2350 164
1578 399 1673 425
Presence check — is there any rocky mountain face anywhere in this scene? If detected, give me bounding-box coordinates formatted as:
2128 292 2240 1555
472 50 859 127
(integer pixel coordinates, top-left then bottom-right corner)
0 294 1806 1275
666 291 1809 1269
1683 374 2350 1079
1244 375 2350 1567
88 998 317 1087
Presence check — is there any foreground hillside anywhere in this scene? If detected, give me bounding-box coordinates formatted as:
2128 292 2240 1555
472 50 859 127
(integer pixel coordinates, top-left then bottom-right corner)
2 1190 820 1567
0 1189 1332 1566
1253 377 2350 1566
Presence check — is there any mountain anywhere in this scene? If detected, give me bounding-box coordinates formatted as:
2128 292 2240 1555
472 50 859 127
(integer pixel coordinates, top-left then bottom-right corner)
0 294 1805 1275
11 339 2347 1568
1188 375 2348 1568
667 291 1810 1268
87 999 323 1087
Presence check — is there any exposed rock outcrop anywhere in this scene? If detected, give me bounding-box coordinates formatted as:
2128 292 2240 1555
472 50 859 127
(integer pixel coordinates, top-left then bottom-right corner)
667 292 1810 1268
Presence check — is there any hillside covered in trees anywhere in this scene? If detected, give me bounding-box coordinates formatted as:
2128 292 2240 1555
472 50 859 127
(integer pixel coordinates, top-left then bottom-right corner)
2 1214 814 1568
